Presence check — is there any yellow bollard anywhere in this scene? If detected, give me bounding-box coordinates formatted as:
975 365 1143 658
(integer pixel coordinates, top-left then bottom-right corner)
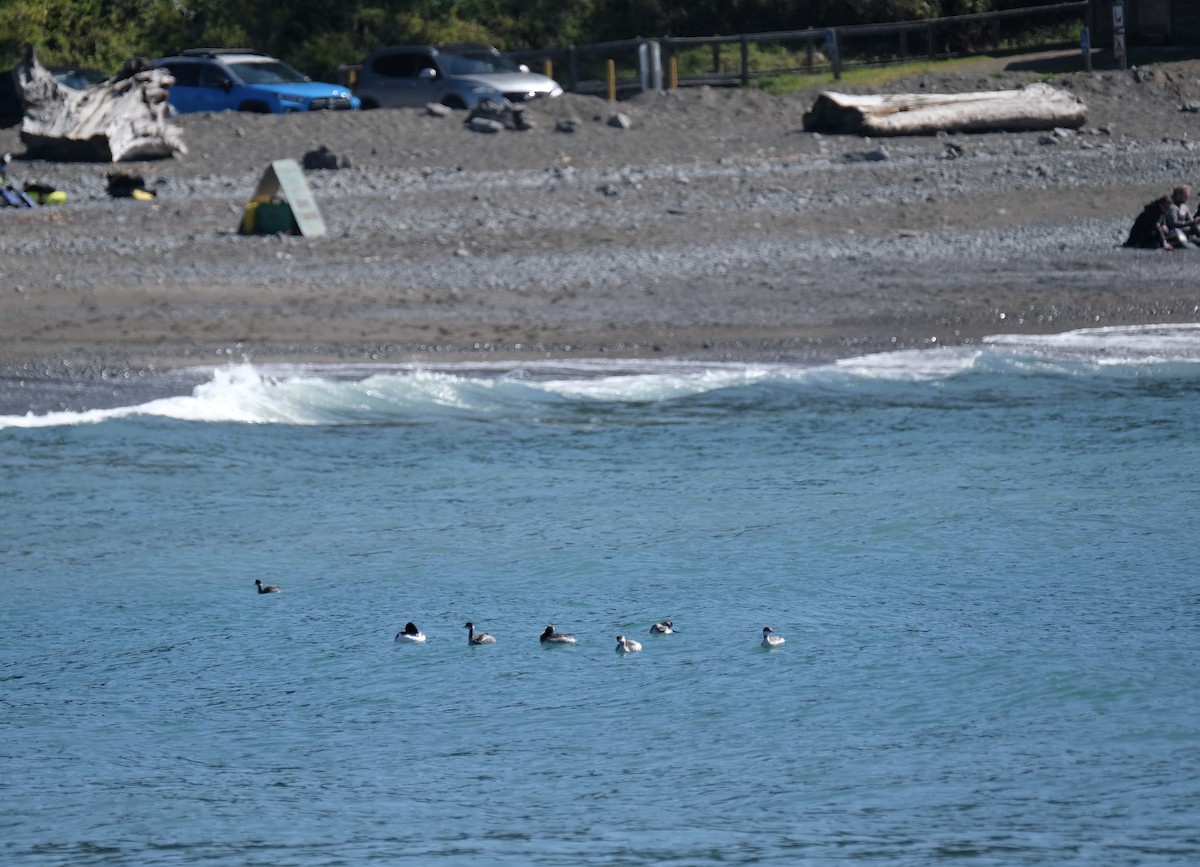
607 59 616 102
669 56 678 90
544 59 553 80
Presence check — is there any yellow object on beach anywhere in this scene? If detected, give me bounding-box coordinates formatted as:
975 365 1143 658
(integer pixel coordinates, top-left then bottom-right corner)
23 186 66 205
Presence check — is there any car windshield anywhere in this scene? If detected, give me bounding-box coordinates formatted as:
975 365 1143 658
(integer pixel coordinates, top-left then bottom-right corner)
439 48 521 77
51 68 108 89
230 60 309 85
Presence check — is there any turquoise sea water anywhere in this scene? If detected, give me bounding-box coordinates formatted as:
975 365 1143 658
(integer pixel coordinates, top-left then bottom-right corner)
2 325 1199 865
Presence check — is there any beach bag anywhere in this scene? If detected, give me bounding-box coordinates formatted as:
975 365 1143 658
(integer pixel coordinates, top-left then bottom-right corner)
1 180 35 207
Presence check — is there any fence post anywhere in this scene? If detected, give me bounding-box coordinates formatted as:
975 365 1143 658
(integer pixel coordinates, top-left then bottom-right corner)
662 36 673 87
740 34 750 86
900 29 908 60
543 59 553 81
825 29 840 80
569 46 578 92
927 23 936 59
639 42 663 92
712 41 721 73
1080 26 1092 73
805 36 814 72
607 59 616 101
1111 0 1127 70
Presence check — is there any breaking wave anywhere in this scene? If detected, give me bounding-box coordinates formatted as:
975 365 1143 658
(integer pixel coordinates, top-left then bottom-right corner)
4 323 1200 429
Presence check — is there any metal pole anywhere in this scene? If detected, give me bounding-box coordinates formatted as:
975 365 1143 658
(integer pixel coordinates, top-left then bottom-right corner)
825 29 840 80
1111 1 1127 70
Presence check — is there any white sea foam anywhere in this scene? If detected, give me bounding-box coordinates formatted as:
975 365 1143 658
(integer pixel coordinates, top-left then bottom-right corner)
982 323 1200 364
4 324 1200 429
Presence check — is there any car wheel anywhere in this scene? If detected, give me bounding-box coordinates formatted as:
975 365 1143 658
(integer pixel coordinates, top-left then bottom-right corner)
360 98 380 110
441 96 467 110
238 101 271 113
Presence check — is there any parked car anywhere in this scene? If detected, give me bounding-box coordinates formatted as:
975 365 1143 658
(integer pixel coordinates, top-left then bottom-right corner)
49 66 109 89
151 49 359 114
354 44 562 110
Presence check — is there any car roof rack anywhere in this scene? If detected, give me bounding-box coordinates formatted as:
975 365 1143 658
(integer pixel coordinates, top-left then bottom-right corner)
180 48 267 58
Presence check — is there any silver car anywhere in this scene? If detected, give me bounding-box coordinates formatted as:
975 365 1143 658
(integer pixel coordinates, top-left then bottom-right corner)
354 44 563 110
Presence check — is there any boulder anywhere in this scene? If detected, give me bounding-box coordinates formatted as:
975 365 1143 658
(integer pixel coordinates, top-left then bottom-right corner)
465 98 533 131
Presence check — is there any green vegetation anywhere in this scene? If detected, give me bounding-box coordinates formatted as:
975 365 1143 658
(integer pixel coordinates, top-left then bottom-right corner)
0 0 1081 81
754 55 988 95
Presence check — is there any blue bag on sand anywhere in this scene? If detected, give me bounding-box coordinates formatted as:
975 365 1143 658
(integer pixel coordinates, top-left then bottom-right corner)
1 181 36 207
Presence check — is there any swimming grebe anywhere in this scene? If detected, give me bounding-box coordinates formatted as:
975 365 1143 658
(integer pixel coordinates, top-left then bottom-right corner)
255 579 280 594
615 635 642 653
761 626 785 647
395 622 426 643
649 620 674 634
464 621 496 645
540 624 577 644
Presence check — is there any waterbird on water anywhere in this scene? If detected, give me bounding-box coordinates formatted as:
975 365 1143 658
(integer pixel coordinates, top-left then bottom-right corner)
761 626 785 647
255 579 280 594
395 622 426 643
465 621 496 645
615 635 642 653
540 624 577 644
649 620 674 634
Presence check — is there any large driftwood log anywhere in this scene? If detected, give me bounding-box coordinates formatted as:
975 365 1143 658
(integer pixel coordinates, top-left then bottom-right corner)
803 82 1088 136
15 47 186 162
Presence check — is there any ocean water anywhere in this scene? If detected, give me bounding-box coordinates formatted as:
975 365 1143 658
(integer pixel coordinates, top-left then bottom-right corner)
2 324 1198 866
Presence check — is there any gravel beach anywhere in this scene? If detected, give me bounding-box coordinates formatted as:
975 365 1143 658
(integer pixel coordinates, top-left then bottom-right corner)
3 50 1200 412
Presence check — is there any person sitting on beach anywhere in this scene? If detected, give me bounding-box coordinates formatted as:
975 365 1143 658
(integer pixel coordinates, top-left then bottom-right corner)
1163 185 1200 248
1124 195 1173 250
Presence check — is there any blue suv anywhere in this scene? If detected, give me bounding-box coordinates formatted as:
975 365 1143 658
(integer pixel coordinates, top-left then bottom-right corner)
152 49 359 114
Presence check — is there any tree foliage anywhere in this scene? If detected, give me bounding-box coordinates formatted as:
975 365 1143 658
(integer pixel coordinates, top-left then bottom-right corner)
2 0 1052 79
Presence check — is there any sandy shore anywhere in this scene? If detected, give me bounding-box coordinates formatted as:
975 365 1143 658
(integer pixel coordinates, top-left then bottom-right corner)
3 50 1200 412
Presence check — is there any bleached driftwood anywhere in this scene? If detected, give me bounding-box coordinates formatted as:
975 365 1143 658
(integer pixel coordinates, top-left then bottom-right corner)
15 47 186 162
802 82 1088 136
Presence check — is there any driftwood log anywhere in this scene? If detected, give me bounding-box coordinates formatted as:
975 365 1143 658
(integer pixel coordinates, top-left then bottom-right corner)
15 47 186 162
803 82 1088 136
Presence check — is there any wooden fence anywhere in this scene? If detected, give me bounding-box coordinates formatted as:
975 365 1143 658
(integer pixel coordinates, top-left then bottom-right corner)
510 1 1090 98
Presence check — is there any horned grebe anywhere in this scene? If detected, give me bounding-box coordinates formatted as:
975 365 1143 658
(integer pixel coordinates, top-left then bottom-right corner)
615 635 642 653
761 626 785 647
255 579 280 594
540 624 577 644
649 620 674 634
465 621 496 645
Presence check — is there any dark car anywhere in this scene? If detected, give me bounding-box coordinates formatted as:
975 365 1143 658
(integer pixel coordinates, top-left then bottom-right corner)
152 49 359 114
49 66 109 89
354 44 562 110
